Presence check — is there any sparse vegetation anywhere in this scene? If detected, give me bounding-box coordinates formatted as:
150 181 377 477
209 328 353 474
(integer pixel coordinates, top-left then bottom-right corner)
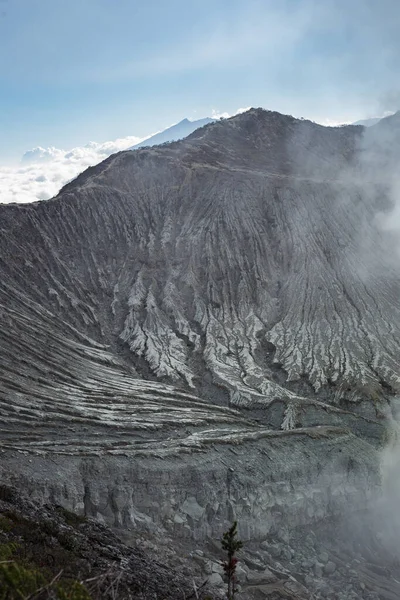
0 541 91 600
0 514 13 532
221 521 243 600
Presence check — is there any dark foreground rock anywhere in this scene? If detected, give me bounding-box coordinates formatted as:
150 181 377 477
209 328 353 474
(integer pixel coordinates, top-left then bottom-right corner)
0 484 213 600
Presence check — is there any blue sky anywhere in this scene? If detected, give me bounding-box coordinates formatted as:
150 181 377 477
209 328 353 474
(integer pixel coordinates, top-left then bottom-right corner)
1 0 400 162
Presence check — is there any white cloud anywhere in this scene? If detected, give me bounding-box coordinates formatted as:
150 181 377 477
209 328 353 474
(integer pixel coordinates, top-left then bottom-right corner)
0 134 144 204
21 147 65 163
316 118 352 127
211 107 251 119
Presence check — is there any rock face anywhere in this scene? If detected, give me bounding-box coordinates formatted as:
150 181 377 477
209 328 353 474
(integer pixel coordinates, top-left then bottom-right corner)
0 109 399 577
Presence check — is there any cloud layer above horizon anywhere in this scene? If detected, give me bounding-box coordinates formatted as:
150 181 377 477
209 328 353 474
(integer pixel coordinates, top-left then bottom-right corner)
0 134 145 204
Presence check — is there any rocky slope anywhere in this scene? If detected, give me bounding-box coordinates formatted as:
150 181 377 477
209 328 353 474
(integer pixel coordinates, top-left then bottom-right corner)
1 108 400 597
2 110 399 408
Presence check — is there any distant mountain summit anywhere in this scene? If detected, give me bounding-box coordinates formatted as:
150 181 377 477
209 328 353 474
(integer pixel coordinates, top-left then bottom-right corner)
352 111 397 127
352 117 383 127
129 117 214 149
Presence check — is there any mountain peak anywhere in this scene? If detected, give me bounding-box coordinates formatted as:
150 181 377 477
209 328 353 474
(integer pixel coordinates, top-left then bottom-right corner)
129 116 214 150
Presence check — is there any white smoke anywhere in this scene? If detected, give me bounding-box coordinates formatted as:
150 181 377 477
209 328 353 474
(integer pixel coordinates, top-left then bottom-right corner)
357 111 400 254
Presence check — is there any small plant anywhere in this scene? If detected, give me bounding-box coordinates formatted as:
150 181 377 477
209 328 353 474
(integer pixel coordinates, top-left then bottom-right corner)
0 560 47 599
56 580 92 600
221 521 243 600
0 515 13 532
0 542 19 560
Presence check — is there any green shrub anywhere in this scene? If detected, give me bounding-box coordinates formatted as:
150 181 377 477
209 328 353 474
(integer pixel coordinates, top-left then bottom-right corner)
0 542 19 560
0 561 46 599
0 515 13 532
57 580 92 600
0 541 91 599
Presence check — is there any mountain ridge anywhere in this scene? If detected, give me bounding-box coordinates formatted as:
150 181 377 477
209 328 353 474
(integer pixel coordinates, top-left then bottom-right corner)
1 108 398 420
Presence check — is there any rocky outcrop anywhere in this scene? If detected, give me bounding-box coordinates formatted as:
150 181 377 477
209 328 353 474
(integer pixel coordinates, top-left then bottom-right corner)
0 426 379 541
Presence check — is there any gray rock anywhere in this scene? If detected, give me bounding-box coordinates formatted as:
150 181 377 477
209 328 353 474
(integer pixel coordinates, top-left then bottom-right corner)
305 534 316 548
268 544 282 558
247 568 276 585
278 530 290 544
319 552 329 564
324 561 337 575
211 562 224 575
204 561 213 575
173 514 185 524
281 548 292 561
235 564 248 583
208 572 224 586
181 497 204 521
314 564 323 578
243 556 265 571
